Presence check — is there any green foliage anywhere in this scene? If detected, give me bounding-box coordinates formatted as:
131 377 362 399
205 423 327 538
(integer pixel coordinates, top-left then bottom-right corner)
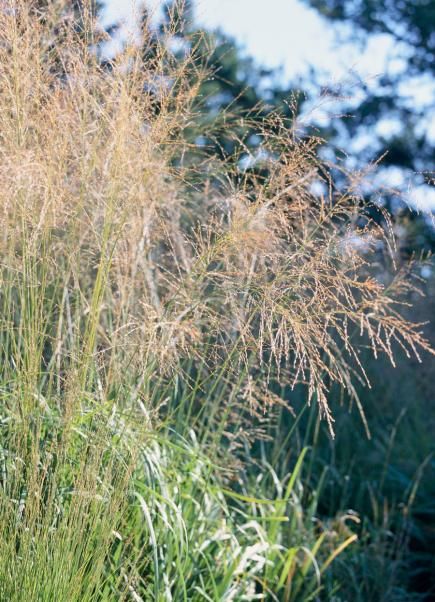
302 0 435 256
306 0 434 73
141 0 298 163
303 0 434 171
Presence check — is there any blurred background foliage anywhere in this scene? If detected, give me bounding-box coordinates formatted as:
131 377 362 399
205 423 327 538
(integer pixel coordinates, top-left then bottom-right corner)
139 0 435 255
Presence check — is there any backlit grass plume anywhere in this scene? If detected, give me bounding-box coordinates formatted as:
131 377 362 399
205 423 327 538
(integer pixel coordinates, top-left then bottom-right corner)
0 1 432 599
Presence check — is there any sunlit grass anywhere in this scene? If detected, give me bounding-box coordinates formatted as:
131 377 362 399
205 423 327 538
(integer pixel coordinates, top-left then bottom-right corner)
0 1 432 600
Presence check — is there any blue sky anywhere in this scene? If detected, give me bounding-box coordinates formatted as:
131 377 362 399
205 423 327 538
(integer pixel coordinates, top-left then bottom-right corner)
102 0 395 83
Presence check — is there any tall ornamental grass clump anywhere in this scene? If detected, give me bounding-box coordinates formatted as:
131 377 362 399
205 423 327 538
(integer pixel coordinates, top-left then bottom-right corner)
0 1 432 599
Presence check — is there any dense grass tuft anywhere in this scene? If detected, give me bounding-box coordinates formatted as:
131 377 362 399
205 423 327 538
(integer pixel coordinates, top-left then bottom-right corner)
0 2 432 600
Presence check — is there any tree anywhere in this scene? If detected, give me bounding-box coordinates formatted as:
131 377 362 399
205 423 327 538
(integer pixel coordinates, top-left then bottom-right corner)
300 3 435 593
303 0 434 171
302 0 435 253
140 0 299 164
29 0 114 67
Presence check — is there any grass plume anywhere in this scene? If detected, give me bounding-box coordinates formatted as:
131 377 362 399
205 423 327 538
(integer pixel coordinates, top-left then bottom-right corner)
0 1 432 599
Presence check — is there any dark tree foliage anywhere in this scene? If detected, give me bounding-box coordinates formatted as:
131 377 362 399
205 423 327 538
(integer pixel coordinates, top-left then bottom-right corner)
303 6 435 594
307 0 434 74
30 0 104 25
141 0 299 167
305 0 434 167
302 0 435 254
30 0 115 62
32 0 103 16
